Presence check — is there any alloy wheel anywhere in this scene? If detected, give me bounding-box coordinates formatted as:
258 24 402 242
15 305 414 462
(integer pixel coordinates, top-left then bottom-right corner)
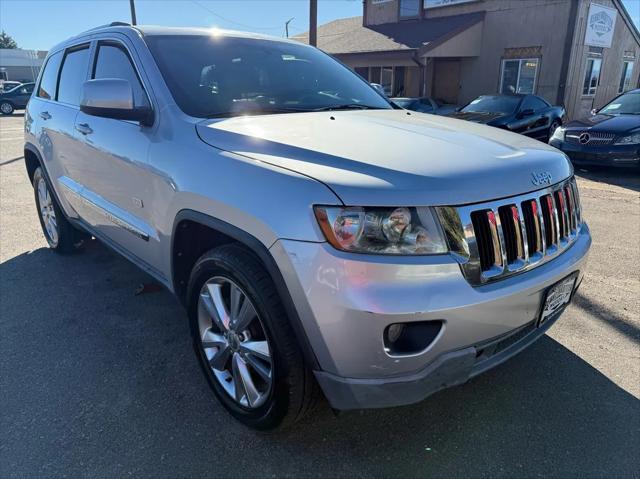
197 276 273 408
0 102 13 114
37 177 58 246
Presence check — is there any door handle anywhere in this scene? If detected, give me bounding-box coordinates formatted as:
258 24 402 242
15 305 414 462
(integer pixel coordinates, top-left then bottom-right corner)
75 123 93 135
40 111 51 120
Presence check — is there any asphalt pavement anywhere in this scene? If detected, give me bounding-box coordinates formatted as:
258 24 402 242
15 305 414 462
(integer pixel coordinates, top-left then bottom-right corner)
1 113 639 478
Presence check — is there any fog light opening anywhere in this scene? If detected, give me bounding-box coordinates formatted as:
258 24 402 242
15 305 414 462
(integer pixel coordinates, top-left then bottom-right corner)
383 320 443 356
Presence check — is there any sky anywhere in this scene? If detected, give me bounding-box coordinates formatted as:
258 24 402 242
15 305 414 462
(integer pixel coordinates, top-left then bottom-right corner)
0 0 639 51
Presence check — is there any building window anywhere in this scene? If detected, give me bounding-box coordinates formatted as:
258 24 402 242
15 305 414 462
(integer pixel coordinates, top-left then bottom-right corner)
400 0 420 18
582 58 602 96
500 58 539 94
381 67 393 95
619 61 634 93
355 67 369 80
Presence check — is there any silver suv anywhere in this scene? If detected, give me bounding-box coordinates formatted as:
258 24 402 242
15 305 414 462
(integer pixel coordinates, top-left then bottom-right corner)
24 24 591 430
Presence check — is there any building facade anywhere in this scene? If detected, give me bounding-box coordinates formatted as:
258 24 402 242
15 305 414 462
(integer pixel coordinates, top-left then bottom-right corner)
296 0 639 120
0 49 47 83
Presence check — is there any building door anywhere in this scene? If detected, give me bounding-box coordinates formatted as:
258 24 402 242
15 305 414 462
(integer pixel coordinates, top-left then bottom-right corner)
433 59 461 104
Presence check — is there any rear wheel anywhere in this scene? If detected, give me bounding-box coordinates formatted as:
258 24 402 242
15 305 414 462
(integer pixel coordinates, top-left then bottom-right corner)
0 101 14 115
33 167 84 253
187 244 319 430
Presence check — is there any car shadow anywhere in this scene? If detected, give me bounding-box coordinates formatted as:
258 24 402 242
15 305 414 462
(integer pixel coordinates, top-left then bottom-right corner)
0 111 25 118
574 167 640 193
1 241 638 477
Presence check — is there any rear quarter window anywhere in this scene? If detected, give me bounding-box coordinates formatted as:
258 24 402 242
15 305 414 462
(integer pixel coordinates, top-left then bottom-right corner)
37 51 63 100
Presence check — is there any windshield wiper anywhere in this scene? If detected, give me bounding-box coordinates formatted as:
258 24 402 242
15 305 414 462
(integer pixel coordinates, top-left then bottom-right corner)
206 107 309 118
311 104 384 112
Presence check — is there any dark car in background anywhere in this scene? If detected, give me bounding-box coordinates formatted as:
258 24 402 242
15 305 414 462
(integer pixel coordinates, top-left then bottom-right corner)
391 97 459 116
0 82 35 115
0 81 22 93
549 89 640 169
447 94 565 141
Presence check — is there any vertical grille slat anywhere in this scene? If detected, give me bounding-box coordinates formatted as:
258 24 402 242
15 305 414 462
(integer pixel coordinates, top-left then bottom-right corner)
458 177 582 285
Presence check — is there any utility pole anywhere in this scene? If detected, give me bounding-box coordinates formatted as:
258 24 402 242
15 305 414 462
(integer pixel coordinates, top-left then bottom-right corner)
129 0 137 25
285 17 294 38
309 0 317 46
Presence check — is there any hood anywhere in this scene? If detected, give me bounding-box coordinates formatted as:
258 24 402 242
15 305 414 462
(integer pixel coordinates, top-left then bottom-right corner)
196 110 572 206
565 114 640 135
446 110 507 125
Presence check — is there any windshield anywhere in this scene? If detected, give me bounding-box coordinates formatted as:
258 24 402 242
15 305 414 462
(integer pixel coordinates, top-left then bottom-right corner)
3 83 22 93
145 35 391 118
462 95 521 114
599 92 640 115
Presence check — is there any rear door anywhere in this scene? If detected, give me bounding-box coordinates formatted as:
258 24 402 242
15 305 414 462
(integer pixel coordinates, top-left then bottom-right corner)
27 45 91 221
69 37 160 273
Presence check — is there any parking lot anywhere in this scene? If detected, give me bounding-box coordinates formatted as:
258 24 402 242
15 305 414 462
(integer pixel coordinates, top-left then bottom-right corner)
1 112 638 478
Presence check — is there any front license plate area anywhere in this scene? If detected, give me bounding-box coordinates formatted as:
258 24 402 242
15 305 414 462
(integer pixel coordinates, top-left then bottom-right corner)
539 273 577 326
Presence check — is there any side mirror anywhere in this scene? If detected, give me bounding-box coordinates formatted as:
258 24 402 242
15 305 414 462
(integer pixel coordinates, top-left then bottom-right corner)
80 79 153 126
590 108 598 116
518 108 534 118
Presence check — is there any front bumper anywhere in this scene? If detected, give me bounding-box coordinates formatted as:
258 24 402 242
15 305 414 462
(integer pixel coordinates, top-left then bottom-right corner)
549 139 639 167
269 224 591 410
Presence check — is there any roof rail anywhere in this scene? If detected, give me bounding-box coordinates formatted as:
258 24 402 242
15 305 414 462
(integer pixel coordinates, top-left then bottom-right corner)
81 22 132 34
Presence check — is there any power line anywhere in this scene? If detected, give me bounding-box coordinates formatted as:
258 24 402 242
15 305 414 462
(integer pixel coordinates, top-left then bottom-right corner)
188 0 283 31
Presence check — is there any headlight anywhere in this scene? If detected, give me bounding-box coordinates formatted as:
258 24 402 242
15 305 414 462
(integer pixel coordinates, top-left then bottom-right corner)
314 206 448 255
550 126 565 142
614 132 640 145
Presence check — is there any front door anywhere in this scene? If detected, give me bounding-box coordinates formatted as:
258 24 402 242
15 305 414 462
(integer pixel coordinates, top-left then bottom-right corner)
433 59 461 104
69 38 160 274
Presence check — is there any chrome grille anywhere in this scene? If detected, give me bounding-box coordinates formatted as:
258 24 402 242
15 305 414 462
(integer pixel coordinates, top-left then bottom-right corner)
438 177 583 286
565 131 616 146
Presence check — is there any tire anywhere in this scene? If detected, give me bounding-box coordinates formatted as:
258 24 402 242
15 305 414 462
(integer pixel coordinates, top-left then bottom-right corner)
187 243 320 430
33 167 84 253
0 101 14 115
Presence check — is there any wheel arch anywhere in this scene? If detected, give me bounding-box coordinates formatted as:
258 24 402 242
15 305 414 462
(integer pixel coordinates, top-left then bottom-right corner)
171 209 319 369
24 143 41 183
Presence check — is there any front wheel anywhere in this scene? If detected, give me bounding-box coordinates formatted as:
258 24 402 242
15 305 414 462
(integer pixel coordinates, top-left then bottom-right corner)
0 101 14 115
187 244 320 430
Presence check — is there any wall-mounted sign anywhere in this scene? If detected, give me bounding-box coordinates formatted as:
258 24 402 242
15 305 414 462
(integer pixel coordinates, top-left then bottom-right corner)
424 0 475 8
584 3 617 48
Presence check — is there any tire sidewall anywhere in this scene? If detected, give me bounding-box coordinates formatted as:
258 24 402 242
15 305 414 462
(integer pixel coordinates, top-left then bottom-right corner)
187 250 293 429
33 167 60 248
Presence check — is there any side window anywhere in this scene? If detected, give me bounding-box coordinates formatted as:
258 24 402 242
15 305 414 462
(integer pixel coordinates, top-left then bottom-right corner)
522 96 547 112
57 45 91 106
93 42 149 108
37 51 63 100
22 84 34 94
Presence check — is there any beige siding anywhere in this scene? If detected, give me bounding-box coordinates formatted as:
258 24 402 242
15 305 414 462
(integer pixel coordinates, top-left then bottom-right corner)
564 0 640 119
451 1 573 106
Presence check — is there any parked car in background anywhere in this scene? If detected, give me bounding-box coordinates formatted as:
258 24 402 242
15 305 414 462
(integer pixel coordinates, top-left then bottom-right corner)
549 89 640 169
0 82 35 115
391 97 459 116
447 94 565 142
0 81 22 93
25 24 590 430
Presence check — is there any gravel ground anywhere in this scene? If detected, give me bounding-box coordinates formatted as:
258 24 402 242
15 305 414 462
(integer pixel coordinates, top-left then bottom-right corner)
1 113 639 478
